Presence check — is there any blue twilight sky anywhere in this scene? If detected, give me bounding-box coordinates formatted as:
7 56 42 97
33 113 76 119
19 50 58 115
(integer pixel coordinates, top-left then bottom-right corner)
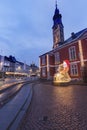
0 0 87 65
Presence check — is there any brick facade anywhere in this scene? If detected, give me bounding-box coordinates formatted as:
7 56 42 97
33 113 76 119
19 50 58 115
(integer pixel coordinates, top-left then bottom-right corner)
39 4 87 81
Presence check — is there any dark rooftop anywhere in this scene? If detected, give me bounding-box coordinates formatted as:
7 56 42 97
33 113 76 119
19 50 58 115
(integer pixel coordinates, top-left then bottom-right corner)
64 28 87 45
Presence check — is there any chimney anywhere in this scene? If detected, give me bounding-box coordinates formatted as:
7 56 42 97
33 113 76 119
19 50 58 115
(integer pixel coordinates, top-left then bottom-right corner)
71 32 76 39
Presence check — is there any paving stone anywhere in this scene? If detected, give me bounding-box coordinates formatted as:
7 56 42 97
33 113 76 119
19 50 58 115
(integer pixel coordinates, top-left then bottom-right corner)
17 82 87 130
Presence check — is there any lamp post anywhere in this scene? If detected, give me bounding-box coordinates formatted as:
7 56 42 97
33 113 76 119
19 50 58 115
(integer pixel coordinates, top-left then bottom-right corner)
29 69 32 80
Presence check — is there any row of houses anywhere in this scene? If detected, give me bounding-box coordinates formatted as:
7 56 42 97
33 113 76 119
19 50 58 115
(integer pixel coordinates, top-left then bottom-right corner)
39 3 87 82
0 55 39 78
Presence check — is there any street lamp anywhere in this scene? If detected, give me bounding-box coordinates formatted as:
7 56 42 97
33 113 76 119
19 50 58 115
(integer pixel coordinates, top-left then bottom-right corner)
17 66 21 72
29 69 32 77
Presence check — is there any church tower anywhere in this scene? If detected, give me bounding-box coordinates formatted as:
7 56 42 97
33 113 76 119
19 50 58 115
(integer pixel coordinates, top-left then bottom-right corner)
52 2 64 49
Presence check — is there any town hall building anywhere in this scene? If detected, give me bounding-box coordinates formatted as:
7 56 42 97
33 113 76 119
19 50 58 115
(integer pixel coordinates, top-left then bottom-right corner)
39 3 87 81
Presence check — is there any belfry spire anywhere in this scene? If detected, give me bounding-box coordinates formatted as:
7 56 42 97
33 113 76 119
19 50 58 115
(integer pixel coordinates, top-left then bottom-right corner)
52 1 64 49
55 0 57 9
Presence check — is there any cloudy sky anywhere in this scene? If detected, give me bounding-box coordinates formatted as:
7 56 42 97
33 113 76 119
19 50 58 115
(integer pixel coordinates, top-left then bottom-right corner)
0 0 87 65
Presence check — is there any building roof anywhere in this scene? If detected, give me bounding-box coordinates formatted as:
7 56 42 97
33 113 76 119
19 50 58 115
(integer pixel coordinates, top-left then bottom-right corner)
39 28 87 57
63 28 87 45
9 55 16 63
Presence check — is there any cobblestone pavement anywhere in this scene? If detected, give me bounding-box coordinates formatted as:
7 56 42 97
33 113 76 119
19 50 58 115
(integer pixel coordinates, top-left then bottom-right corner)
18 82 87 130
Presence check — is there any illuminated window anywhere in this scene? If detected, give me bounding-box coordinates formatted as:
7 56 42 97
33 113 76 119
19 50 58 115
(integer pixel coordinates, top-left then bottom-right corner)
69 46 76 60
55 52 60 64
70 63 78 76
42 67 46 77
42 55 46 65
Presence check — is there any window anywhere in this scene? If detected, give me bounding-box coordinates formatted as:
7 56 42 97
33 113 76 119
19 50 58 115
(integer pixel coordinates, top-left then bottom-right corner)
42 55 46 65
55 66 58 73
69 46 76 61
42 67 46 77
70 63 78 76
55 52 60 64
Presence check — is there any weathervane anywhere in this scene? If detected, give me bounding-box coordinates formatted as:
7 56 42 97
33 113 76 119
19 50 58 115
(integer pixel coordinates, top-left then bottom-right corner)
55 0 57 8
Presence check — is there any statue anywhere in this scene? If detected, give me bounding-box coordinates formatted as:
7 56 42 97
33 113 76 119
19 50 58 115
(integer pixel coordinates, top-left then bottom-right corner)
53 60 71 85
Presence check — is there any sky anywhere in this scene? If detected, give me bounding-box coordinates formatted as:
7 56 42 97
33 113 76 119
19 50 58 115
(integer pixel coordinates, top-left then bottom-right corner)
0 0 87 66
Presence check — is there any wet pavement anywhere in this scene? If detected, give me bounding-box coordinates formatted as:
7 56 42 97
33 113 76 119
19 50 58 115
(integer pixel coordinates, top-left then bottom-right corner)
0 83 32 130
18 82 87 130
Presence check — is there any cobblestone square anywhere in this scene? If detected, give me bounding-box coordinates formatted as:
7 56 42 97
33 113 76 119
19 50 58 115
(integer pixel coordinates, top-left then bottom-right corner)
18 81 87 130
